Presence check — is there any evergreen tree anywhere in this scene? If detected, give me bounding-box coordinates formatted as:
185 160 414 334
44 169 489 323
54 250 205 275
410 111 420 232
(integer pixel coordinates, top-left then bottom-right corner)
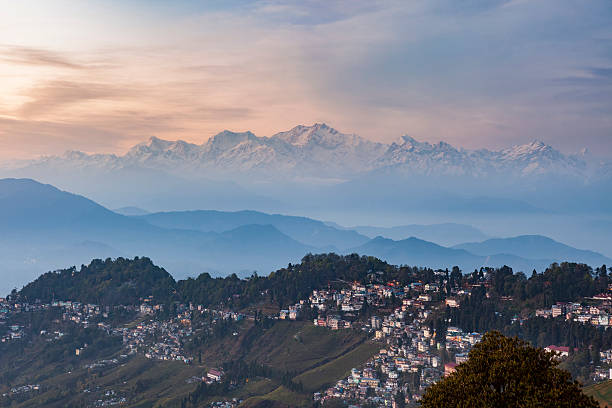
420 331 598 408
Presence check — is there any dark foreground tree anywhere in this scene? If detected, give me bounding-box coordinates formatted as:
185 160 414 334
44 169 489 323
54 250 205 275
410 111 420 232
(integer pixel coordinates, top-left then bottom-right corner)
420 331 598 408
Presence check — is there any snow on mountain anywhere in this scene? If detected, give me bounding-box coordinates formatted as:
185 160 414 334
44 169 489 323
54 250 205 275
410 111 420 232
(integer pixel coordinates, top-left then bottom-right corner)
200 131 285 172
496 140 588 176
124 137 202 168
377 136 497 177
377 135 594 178
270 123 387 174
4 124 605 181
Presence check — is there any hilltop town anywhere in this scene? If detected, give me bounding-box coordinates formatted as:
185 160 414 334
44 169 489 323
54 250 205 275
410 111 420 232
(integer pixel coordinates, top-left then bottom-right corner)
1 256 612 407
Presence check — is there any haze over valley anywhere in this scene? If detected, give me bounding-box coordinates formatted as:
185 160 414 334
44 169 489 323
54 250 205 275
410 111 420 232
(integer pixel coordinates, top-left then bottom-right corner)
2 123 611 262
1 176 610 295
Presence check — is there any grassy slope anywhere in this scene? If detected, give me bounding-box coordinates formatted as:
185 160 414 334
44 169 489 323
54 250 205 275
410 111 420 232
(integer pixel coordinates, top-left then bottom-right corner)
4 320 381 408
240 386 311 408
294 341 381 392
239 323 381 407
243 321 367 372
9 356 203 408
584 381 612 408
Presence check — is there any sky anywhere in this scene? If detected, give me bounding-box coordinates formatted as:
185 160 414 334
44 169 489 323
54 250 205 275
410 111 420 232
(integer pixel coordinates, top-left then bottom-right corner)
0 0 611 160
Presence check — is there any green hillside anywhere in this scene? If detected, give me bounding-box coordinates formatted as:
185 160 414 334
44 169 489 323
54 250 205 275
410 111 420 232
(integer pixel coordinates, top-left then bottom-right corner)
0 317 379 408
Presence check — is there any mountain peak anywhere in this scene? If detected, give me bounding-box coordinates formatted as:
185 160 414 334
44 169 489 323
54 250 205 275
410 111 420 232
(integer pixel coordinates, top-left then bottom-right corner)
128 136 174 154
511 140 553 153
147 136 172 148
62 150 90 160
397 135 425 148
8 123 604 181
311 122 336 132
526 140 549 150
206 130 258 149
498 140 566 170
272 123 359 148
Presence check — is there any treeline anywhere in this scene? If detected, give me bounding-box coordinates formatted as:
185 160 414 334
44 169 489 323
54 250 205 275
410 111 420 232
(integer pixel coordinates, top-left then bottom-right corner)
177 253 399 308
17 253 447 308
18 257 176 305
428 262 612 380
432 262 610 328
16 255 610 316
166 253 459 309
465 263 610 309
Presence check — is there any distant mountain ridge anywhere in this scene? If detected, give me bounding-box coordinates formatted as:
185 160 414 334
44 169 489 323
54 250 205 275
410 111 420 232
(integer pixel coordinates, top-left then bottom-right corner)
114 206 150 216
1 178 611 294
453 235 611 267
350 223 489 247
9 123 606 181
349 235 612 273
138 209 370 249
0 179 315 291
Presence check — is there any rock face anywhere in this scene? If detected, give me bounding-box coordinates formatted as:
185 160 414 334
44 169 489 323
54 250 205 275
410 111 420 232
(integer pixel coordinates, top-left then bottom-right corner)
10 123 604 182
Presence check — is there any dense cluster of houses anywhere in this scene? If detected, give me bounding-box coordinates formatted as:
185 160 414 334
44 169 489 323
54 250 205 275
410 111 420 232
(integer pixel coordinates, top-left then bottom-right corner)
308 276 612 405
535 299 612 327
0 297 111 343
0 297 40 342
116 315 193 364
296 277 480 406
5 270 612 405
317 315 478 406
116 303 250 364
0 294 255 367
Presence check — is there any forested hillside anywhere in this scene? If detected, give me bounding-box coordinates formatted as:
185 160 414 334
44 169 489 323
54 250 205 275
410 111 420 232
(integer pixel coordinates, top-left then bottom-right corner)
19 255 610 312
6 255 612 406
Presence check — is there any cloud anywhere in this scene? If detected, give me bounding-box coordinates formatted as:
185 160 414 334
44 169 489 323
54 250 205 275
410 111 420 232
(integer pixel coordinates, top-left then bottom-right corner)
0 0 611 158
0 45 85 69
17 80 132 118
0 116 129 158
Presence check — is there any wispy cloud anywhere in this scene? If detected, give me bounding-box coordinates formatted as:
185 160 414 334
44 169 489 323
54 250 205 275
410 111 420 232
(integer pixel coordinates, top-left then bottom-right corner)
0 0 610 159
17 80 131 117
0 45 85 69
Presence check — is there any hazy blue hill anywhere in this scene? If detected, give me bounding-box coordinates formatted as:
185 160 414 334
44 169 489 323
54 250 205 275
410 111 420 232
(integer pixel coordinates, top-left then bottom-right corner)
196 224 314 274
0 179 314 292
139 210 369 249
351 223 489 246
0 178 123 230
348 236 486 270
2 178 609 294
114 206 150 216
218 224 310 248
453 235 612 267
347 236 566 273
482 253 554 274
0 178 173 243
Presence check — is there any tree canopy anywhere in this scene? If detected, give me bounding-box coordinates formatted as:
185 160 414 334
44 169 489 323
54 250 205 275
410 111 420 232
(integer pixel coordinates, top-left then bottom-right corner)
18 257 177 305
420 331 598 408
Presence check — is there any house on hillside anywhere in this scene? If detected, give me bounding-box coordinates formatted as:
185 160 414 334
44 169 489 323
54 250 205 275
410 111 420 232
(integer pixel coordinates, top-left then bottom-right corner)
207 369 224 382
545 345 576 358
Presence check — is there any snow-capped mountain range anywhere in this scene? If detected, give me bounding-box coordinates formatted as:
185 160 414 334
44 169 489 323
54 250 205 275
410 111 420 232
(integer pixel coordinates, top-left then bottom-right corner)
7 123 608 181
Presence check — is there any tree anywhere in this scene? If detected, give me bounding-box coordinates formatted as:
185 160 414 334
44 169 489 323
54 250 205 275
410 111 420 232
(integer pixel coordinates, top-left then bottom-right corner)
420 331 598 408
395 390 406 408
